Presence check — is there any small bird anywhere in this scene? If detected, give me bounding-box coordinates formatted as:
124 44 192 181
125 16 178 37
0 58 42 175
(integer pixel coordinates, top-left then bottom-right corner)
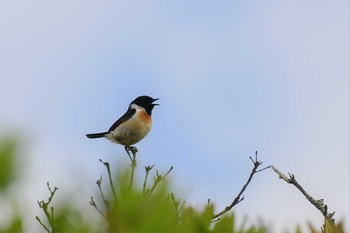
86 96 159 148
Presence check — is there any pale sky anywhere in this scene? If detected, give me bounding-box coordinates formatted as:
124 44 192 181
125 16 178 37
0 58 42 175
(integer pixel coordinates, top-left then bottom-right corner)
0 1 349 232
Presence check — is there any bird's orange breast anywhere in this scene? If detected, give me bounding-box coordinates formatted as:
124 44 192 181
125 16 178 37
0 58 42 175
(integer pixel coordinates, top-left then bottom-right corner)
138 109 152 124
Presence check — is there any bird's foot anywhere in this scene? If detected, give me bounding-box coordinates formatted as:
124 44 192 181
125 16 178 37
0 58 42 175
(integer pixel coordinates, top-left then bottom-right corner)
129 146 138 154
124 145 138 158
125 145 138 154
124 145 138 166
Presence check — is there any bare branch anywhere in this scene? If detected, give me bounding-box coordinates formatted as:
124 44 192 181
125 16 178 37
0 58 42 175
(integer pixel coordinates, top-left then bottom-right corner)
270 165 335 224
212 151 268 220
256 165 271 173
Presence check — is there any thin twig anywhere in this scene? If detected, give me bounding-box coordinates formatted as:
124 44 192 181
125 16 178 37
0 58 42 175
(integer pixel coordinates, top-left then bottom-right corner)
36 182 59 233
148 166 174 196
212 151 268 219
96 175 110 211
270 165 335 223
35 216 50 233
168 193 186 221
89 197 107 219
99 159 118 201
143 165 155 194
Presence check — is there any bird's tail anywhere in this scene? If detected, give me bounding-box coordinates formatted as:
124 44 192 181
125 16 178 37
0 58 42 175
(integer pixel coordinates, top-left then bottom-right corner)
86 132 109 139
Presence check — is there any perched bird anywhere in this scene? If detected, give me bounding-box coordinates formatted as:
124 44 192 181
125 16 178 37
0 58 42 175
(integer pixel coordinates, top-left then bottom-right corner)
86 96 159 148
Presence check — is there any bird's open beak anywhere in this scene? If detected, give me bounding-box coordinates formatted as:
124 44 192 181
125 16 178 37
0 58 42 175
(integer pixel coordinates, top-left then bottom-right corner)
152 98 159 106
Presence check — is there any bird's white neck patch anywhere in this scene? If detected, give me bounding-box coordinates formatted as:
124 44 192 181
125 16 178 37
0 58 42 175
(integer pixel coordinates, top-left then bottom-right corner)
130 103 144 111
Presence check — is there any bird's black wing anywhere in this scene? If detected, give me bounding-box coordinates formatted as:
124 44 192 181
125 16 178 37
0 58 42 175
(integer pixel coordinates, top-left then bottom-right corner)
108 109 136 131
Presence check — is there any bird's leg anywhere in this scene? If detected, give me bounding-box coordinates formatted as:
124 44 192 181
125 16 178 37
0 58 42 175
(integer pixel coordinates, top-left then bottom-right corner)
124 146 133 161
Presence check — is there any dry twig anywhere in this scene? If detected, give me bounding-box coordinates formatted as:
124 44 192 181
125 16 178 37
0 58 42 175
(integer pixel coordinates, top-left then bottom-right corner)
270 165 335 225
212 151 269 219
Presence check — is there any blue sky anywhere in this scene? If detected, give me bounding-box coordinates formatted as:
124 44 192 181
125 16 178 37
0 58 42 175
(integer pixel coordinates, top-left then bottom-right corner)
1 1 349 232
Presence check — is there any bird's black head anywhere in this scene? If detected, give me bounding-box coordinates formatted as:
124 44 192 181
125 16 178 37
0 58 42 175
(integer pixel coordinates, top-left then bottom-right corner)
130 95 159 116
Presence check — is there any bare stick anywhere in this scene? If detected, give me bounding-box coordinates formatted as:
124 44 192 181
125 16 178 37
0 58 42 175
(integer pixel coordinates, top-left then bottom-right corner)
270 165 335 223
212 151 268 219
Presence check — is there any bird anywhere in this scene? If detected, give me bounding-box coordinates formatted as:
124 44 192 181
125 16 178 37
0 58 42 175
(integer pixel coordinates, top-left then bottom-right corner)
86 96 159 151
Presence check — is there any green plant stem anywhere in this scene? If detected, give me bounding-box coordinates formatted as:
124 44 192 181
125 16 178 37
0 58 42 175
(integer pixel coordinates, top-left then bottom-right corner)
99 159 118 201
36 182 58 233
143 165 154 194
96 175 110 211
129 152 137 191
124 146 138 191
148 166 173 196
89 197 107 219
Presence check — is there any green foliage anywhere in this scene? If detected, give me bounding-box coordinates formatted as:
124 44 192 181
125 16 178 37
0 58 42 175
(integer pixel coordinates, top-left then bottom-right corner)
51 205 96 233
101 178 267 233
107 184 176 233
34 152 269 233
79 152 268 233
0 138 23 233
0 138 19 190
0 138 346 233
0 216 22 233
